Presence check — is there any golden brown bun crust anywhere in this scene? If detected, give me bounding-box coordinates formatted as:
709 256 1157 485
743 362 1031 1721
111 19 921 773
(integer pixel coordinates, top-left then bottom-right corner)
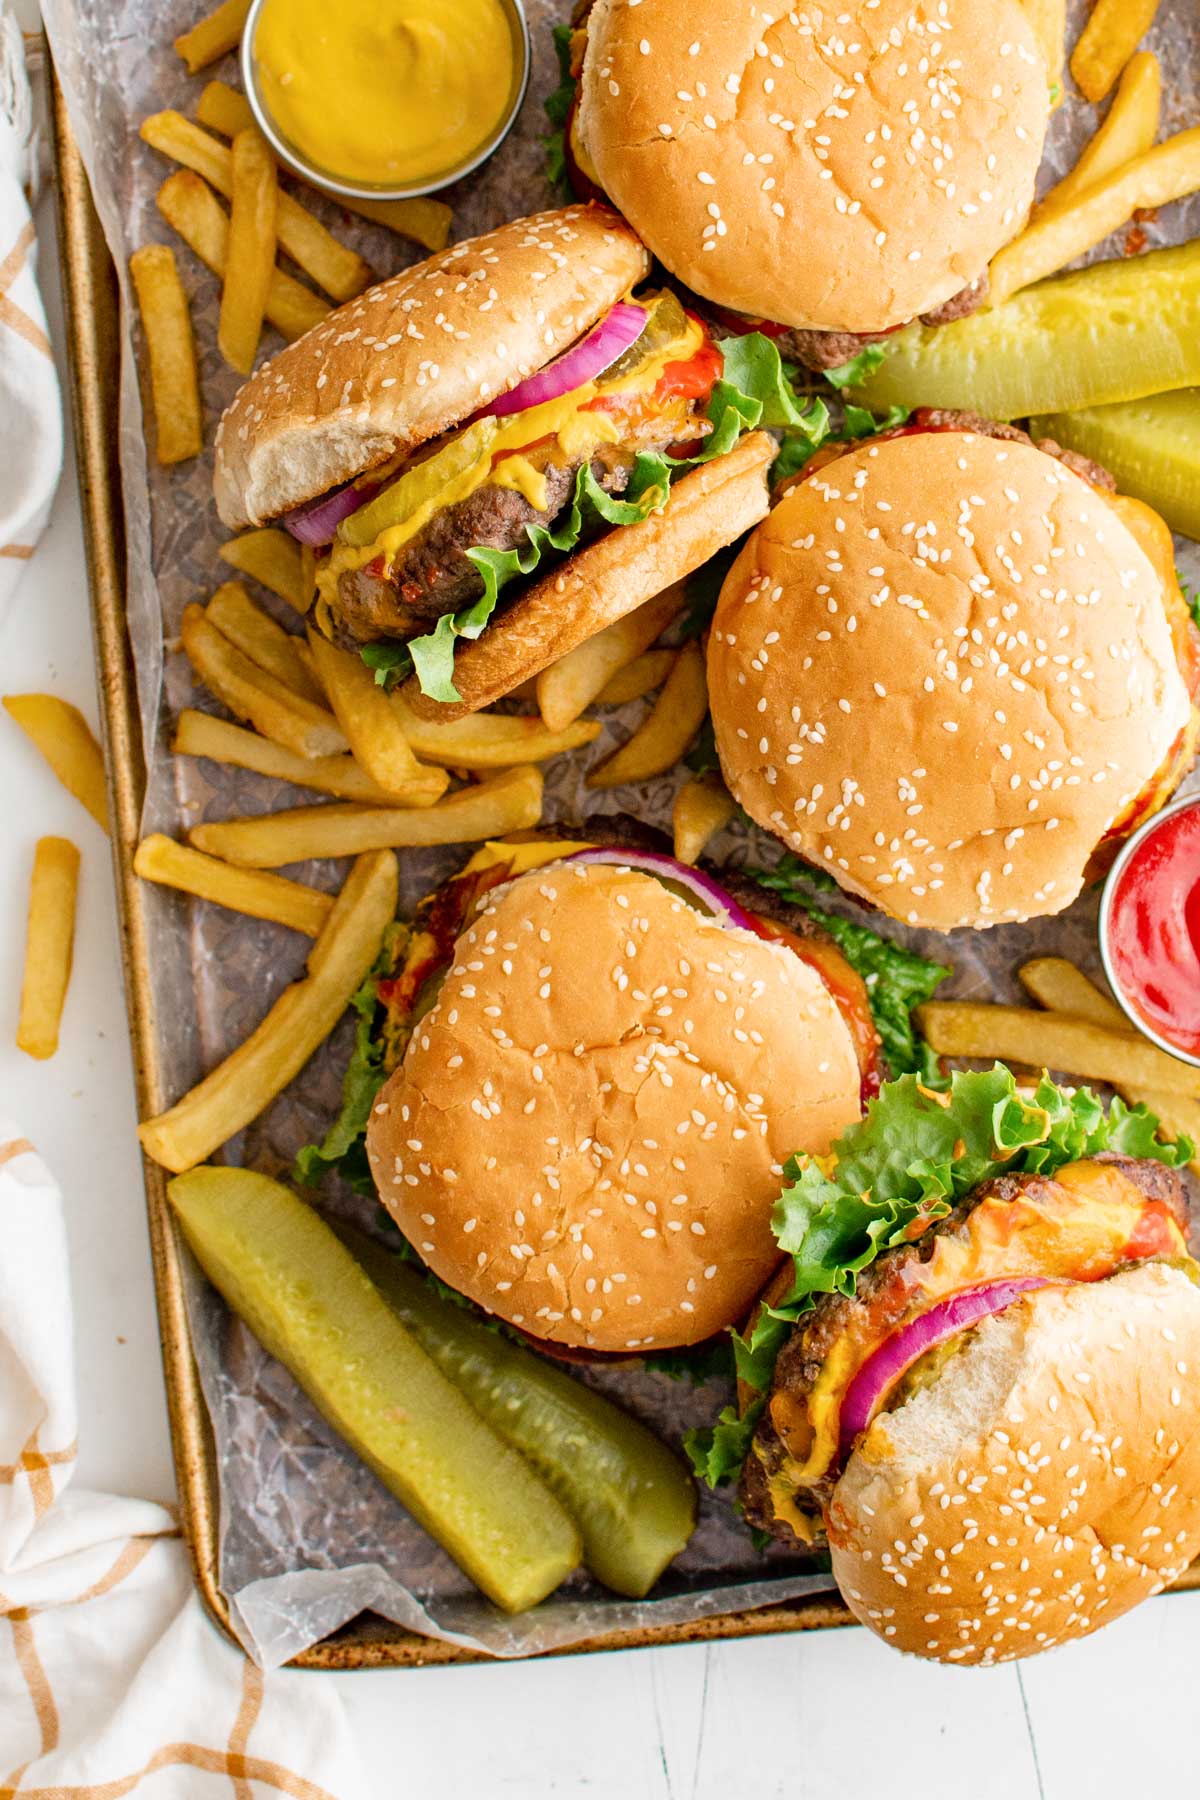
366 863 861 1350
213 205 650 529
828 1263 1200 1665
708 432 1190 931
578 0 1047 333
402 430 775 719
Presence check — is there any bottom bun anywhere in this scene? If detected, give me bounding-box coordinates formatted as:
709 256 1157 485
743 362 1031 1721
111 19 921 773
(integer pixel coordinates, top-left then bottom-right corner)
403 431 775 720
827 1262 1200 1665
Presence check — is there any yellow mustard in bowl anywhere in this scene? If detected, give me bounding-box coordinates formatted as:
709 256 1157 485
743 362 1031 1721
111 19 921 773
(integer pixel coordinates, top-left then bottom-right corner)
250 0 526 195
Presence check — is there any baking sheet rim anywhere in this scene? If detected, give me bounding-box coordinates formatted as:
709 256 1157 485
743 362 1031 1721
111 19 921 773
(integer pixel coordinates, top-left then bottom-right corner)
47 52 1200 1669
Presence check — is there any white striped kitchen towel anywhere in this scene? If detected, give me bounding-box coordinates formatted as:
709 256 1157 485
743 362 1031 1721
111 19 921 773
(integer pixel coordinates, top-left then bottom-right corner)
0 1122 368 1799
0 9 61 630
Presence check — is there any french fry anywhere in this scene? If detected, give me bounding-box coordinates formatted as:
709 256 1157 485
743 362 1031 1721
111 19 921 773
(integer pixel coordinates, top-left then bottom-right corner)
1016 956 1127 1028
190 766 543 868
140 113 372 303
389 696 600 769
172 709 449 805
536 585 686 732
195 78 255 139
1018 958 1200 1171
218 527 313 613
142 111 241 194
194 81 453 252
1070 0 1160 105
298 544 317 614
173 0 251 74
16 837 80 1061
306 632 426 795
129 245 203 465
157 172 329 344
139 849 398 1172
672 773 736 866
217 128 278 375
1035 53 1160 220
2 695 108 832
180 603 347 760
586 643 708 790
914 1002 1200 1099
341 191 453 254
595 650 676 708
990 124 1200 304
135 833 333 937
205 581 324 704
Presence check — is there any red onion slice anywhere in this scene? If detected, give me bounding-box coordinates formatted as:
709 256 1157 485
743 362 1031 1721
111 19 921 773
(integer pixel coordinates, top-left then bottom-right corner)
837 1278 1053 1461
283 478 382 546
482 302 649 421
562 848 757 932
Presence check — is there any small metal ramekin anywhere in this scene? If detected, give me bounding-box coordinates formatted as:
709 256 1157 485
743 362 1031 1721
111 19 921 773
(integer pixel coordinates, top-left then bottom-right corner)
241 0 531 201
1097 790 1200 1071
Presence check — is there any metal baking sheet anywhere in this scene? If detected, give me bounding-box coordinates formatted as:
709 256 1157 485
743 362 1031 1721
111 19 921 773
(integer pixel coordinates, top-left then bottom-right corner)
46 0 1200 1668
48 65 859 1673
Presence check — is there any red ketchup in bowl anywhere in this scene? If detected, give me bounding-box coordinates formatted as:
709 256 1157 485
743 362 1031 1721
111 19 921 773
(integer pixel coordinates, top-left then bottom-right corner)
1103 799 1200 1062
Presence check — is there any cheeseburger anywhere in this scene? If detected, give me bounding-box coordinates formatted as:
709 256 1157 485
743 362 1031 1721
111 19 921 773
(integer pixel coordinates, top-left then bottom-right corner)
698 1065 1200 1665
213 204 783 716
560 0 1049 370
330 823 888 1354
708 422 1200 931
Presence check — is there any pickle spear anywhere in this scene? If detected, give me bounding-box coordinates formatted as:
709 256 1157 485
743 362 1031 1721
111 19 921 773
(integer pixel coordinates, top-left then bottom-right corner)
1031 390 1200 543
340 1226 698 1598
168 1167 581 1612
853 241 1200 420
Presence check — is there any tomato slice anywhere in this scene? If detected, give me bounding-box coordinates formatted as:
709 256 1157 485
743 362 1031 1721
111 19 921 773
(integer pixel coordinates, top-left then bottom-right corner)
490 433 556 469
655 339 723 405
745 912 883 1101
1124 1198 1188 1262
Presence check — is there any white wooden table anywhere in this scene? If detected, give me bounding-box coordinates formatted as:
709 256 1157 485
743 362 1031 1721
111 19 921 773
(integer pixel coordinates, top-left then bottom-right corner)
4 184 1199 1800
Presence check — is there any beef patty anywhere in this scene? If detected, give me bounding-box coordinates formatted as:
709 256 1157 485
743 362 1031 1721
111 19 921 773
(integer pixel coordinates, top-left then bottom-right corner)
739 1155 1189 1545
911 408 1118 490
797 408 1118 494
776 273 992 373
334 451 634 647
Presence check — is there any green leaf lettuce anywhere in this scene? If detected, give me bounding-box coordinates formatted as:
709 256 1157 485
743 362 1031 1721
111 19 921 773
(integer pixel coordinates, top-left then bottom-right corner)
690 1065 1191 1488
293 924 405 1193
541 24 575 197
822 343 888 390
363 333 828 701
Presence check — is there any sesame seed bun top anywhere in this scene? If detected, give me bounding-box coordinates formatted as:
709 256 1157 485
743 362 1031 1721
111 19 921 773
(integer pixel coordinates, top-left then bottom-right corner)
212 205 651 530
365 861 861 1352
828 1261 1200 1664
707 431 1192 932
577 0 1047 334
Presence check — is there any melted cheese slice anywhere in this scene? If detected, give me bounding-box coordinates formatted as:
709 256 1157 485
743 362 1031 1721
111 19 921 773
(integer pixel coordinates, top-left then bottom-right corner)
317 312 706 607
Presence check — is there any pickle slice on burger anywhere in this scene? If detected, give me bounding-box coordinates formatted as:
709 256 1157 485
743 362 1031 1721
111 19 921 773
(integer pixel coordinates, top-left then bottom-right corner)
690 1065 1200 1665
213 204 826 717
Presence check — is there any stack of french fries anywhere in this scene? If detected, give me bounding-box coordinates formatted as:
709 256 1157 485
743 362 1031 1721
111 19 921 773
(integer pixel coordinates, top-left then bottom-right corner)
117 556 738 1167
129 0 455 464
991 2 1196 305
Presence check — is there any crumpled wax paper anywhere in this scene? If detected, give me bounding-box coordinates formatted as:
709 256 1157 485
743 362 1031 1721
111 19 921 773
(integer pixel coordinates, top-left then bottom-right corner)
40 0 1200 1666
